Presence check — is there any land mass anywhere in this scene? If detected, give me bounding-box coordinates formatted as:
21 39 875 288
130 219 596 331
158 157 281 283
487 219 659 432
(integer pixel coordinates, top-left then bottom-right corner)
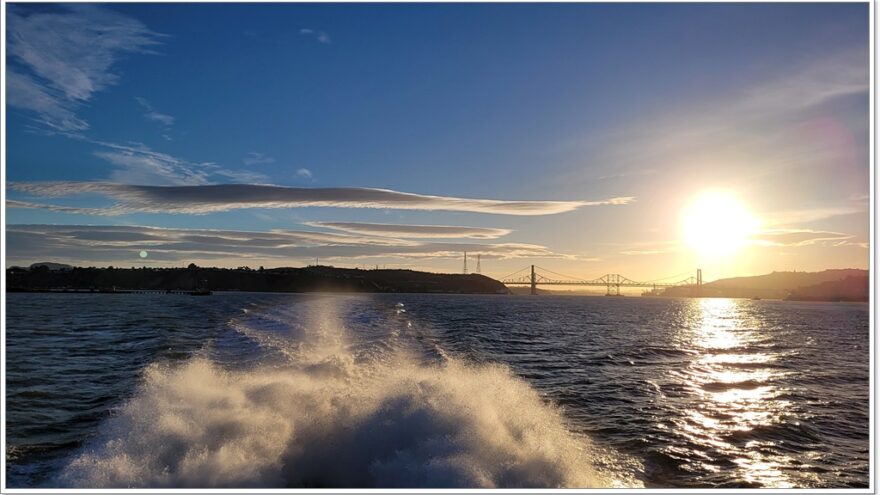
660 269 868 302
6 264 510 295
6 264 868 301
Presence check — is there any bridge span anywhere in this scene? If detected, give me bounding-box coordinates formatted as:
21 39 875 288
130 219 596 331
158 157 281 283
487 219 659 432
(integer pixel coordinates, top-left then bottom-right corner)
500 265 703 295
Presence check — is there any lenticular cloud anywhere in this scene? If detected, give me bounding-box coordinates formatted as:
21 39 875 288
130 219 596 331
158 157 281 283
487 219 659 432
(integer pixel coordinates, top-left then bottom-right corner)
9 181 634 216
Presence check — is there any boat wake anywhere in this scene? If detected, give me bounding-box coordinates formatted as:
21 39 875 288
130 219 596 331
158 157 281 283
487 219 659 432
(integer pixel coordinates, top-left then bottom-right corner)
58 297 627 488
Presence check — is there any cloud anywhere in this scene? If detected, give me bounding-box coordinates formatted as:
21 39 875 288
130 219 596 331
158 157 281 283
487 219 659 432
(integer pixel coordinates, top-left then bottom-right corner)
84 140 267 185
749 229 854 247
96 150 207 186
551 49 869 219
761 205 867 227
7 4 163 131
737 48 868 116
9 182 631 216
5 224 570 267
135 97 175 127
620 249 666 256
6 70 89 132
296 168 313 179
243 152 276 166
299 27 331 44
307 222 512 239
6 199 123 217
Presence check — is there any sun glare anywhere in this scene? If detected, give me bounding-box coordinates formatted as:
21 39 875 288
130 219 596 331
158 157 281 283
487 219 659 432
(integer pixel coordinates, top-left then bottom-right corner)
682 192 757 258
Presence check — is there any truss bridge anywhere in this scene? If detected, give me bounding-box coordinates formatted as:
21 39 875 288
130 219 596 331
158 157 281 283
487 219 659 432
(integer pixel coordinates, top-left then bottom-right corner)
500 265 703 296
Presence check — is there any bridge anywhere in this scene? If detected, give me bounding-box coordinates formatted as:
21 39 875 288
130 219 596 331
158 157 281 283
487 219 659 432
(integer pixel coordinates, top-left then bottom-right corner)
500 265 703 296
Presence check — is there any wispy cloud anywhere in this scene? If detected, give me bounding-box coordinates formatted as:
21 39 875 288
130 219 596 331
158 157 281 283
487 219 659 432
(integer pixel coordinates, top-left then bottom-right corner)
296 168 313 179
307 222 512 239
620 249 666 256
6 224 570 267
96 148 208 186
6 70 89 132
749 229 855 247
9 182 631 216
135 97 175 127
552 49 869 218
5 199 122 217
299 28 331 44
243 152 276 166
737 48 868 116
5 126 262 187
66 139 267 186
761 204 867 227
7 4 163 132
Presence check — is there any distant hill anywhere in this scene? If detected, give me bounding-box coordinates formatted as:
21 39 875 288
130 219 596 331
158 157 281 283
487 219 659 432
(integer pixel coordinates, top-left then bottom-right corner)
706 269 866 290
29 262 73 271
662 269 869 301
785 275 869 302
6 265 511 295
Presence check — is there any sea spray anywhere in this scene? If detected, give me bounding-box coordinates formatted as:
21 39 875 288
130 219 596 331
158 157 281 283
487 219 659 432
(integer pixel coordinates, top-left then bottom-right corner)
59 298 615 488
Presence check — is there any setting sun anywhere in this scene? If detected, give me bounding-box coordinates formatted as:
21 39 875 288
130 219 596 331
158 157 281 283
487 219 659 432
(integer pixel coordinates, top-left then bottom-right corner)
682 191 758 258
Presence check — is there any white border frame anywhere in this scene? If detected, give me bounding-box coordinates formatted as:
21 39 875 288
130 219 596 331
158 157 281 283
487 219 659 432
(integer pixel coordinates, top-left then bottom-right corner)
0 1 874 494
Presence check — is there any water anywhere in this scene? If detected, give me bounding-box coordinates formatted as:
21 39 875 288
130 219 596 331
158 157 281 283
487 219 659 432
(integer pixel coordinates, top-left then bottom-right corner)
5 292 869 488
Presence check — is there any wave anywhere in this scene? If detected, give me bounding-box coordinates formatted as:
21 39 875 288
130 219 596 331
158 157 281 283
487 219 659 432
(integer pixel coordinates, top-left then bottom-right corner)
58 298 622 488
700 379 767 392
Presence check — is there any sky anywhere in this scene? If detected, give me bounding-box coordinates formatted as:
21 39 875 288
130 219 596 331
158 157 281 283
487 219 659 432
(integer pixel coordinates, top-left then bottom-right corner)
4 2 871 282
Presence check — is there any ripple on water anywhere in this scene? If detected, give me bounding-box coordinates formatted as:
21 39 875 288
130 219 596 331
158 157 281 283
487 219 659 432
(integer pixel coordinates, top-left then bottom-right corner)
4 293 869 488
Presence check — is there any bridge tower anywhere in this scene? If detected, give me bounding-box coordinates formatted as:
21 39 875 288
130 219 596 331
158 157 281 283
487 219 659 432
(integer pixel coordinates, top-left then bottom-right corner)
530 265 537 295
697 268 702 285
605 274 621 296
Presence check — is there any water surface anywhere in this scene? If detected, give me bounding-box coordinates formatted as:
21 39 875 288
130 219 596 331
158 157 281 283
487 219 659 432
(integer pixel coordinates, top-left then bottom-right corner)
5 293 869 488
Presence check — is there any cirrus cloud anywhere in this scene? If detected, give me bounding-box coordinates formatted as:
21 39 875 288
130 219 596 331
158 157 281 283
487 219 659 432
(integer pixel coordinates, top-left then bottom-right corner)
305 222 512 239
135 97 175 127
7 4 163 132
749 229 859 247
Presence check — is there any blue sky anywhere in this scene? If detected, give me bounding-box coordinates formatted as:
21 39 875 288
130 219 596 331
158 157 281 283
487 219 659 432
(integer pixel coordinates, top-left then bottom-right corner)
5 3 870 280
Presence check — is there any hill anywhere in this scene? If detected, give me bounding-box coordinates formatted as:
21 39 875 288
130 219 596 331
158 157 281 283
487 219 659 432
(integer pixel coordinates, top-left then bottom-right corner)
29 262 73 271
785 275 869 302
6 265 511 295
661 269 869 301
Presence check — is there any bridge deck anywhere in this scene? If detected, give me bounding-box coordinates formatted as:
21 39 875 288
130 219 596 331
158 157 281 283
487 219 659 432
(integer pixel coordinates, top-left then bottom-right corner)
503 281 691 288
500 265 702 295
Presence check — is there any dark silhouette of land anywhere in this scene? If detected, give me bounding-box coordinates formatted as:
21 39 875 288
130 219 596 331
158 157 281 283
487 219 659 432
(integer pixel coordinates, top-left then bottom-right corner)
784 275 869 302
6 264 867 301
6 263 510 295
661 269 868 301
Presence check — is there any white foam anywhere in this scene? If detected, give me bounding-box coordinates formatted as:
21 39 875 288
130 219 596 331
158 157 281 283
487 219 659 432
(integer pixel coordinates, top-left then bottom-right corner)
59 299 631 488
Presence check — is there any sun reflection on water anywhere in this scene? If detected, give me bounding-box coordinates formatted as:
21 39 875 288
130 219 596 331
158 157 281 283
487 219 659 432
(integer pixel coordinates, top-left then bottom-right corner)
672 298 805 488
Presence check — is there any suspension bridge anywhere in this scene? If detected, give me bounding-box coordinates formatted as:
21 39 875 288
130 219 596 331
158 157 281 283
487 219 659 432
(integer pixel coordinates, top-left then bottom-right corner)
500 265 703 296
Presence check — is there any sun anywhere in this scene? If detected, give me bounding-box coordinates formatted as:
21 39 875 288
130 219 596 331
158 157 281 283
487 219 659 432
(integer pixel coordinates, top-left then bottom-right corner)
682 191 757 258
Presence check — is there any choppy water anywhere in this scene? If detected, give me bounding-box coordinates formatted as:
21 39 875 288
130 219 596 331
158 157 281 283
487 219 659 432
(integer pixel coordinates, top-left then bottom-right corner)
5 293 869 488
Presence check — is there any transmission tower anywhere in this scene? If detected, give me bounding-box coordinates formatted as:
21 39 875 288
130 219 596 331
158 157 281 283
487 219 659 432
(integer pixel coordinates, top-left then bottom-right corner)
463 251 468 274
476 254 481 274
